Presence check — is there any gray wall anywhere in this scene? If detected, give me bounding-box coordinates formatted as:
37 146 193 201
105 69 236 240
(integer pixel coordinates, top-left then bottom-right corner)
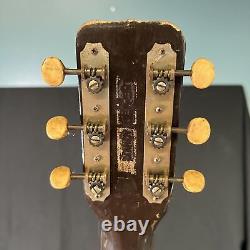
0 86 248 250
0 0 250 108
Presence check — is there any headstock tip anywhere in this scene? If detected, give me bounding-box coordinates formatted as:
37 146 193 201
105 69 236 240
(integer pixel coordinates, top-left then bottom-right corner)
41 57 65 87
183 170 205 193
50 166 71 190
46 116 69 140
187 117 211 145
191 58 215 89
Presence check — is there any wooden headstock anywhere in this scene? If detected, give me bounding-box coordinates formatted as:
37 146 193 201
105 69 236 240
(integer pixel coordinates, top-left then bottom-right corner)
42 20 214 250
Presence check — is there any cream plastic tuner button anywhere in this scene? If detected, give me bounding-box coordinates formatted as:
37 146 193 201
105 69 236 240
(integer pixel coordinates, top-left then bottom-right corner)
168 170 205 193
49 166 85 190
174 58 215 89
183 170 205 193
50 166 71 190
172 117 211 145
46 116 83 140
191 58 215 89
46 116 69 140
41 57 65 87
41 57 82 87
187 117 211 145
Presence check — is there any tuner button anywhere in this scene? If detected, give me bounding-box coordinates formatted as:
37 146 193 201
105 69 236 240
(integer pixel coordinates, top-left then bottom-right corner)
191 58 215 89
46 116 68 140
50 166 71 189
183 170 205 193
41 57 65 87
187 117 211 145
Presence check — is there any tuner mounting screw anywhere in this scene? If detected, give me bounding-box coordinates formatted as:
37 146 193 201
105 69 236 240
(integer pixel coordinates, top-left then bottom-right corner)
91 48 98 55
94 155 102 162
93 105 100 112
87 77 103 94
155 107 163 113
153 156 161 163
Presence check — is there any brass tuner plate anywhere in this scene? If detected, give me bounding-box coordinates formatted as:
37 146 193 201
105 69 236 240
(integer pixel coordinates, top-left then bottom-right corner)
143 43 177 204
80 43 110 202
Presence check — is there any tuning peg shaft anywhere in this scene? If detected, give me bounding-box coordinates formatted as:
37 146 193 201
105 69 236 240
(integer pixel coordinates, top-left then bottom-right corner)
153 58 215 89
168 170 205 193
41 57 105 87
172 117 211 145
50 166 84 190
46 116 83 140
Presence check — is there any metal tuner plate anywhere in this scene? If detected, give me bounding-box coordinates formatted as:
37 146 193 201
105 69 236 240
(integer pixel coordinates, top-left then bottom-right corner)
143 43 177 203
80 43 110 201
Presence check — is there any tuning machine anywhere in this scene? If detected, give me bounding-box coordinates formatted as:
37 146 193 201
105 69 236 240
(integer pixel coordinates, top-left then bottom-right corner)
153 58 215 90
148 169 205 200
42 43 110 202
41 56 106 93
147 117 210 149
144 43 213 203
49 166 106 198
46 116 107 147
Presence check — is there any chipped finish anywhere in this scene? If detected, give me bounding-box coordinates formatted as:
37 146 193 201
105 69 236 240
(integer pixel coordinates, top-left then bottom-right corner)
80 43 110 201
77 20 181 35
115 77 138 175
117 128 137 174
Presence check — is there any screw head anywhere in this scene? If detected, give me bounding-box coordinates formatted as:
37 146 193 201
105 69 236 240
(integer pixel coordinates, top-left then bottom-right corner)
153 77 170 95
89 182 105 197
149 184 164 199
151 134 167 149
91 48 98 55
153 157 161 163
93 105 100 112
94 155 102 162
155 107 163 113
156 81 167 92
87 77 103 94
89 133 104 147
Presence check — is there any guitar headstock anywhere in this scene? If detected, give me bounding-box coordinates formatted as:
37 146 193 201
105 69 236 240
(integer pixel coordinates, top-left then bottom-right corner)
42 20 214 247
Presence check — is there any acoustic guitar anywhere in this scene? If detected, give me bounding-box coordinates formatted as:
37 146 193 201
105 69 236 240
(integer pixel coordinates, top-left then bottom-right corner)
41 20 214 250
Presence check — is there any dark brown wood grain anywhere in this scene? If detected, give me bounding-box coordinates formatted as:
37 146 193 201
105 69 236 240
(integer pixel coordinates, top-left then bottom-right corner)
76 21 185 250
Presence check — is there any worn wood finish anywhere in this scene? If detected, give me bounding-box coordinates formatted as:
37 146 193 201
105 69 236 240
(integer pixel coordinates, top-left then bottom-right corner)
76 21 185 250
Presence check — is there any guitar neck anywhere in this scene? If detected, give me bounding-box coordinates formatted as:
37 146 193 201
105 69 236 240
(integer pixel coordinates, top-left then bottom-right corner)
100 230 154 250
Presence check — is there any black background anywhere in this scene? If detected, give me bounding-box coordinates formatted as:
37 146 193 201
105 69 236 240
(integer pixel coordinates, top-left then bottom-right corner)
0 86 249 250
